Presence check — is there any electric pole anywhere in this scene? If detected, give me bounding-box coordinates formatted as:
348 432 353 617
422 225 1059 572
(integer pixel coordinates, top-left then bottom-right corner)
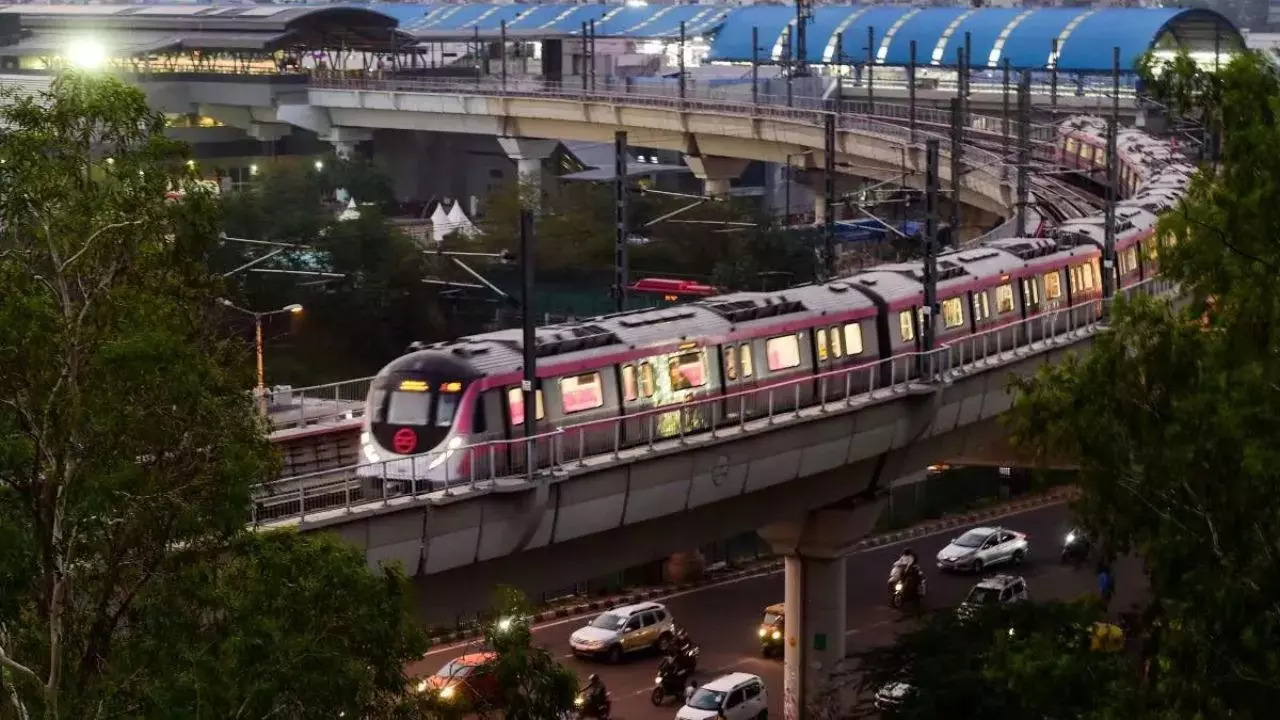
614 131 629 312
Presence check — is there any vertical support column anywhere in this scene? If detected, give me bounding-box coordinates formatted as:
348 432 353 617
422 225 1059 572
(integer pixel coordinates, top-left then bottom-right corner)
752 26 760 107
1015 71 1031 237
784 25 794 107
519 207 537 478
589 19 597 91
499 137 559 209
866 26 875 109
1002 58 1011 180
678 21 687 101
1103 46 1119 301
782 554 846 720
795 0 811 78
834 32 844 113
1050 38 1060 118
823 112 836 281
963 31 972 114
949 96 962 243
614 131 629 313
500 20 508 90
908 40 917 144
580 22 589 91
923 139 940 358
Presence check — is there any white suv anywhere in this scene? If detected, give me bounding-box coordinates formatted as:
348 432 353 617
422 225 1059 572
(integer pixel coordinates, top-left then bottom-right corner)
677 672 768 720
568 602 675 663
958 574 1029 618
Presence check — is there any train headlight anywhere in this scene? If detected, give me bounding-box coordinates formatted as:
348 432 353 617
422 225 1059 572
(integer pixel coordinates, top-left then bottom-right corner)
427 436 464 470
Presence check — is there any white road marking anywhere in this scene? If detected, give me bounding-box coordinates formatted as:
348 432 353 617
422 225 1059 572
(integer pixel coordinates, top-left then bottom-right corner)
421 500 1068 658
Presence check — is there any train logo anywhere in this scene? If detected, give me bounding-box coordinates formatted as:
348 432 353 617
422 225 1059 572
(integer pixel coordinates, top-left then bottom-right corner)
392 428 418 455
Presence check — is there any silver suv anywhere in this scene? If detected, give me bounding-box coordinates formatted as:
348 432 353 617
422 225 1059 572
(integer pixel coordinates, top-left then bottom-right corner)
958 574 1029 618
568 602 675 663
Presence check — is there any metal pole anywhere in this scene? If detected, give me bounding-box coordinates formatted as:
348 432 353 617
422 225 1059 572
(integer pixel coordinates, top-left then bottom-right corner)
1050 38 1059 118
867 26 875 109
581 22 588 91
679 21 687 101
835 31 843 113
908 40 917 144
752 25 760 107
255 314 266 416
614 131 629 312
1015 70 1031 237
795 0 810 78
784 26 794 107
1103 47 1119 300
1002 58 1011 164
520 208 537 469
949 96 962 246
963 31 972 108
500 20 507 90
784 160 792 226
824 113 836 280
923 139 939 356
589 19 596 91
474 25 482 78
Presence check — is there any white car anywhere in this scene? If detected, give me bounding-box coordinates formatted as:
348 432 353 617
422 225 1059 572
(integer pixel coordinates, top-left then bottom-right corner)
958 574 1030 619
874 681 914 710
568 602 675 662
676 672 767 720
936 526 1029 573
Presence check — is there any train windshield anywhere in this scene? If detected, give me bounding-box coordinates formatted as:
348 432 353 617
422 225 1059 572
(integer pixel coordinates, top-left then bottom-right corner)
388 391 432 425
435 391 460 428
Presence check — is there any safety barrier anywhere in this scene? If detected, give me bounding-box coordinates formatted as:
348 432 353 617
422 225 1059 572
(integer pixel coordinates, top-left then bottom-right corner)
252 277 1175 525
264 377 374 432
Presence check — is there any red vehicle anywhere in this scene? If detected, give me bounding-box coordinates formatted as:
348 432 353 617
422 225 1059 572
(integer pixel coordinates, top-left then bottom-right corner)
416 652 500 707
629 277 719 303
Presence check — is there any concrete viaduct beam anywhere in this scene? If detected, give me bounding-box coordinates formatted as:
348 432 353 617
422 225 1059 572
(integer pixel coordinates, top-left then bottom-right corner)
498 137 558 198
684 155 749 197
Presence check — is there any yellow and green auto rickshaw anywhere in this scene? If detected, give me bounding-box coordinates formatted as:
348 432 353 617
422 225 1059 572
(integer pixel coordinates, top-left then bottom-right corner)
758 603 784 657
1090 621 1125 653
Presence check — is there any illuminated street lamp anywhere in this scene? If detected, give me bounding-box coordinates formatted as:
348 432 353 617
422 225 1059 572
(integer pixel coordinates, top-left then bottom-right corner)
218 299 303 414
66 38 108 70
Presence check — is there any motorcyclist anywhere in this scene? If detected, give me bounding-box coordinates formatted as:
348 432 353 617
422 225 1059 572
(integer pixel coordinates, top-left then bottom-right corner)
671 628 697 674
890 549 924 601
582 674 607 711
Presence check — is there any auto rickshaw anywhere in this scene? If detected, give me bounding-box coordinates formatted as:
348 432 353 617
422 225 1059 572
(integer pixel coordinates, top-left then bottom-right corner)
1090 621 1125 652
757 603 784 657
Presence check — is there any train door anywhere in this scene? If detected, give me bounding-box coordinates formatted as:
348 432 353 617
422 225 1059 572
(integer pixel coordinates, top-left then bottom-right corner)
502 385 548 474
1020 274 1043 344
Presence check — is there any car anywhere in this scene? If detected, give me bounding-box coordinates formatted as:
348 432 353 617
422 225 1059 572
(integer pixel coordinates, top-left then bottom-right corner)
958 574 1029 618
874 681 915 710
936 526 1029 572
676 672 768 720
415 652 500 707
568 601 676 662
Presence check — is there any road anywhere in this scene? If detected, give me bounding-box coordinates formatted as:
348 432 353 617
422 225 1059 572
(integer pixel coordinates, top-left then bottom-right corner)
408 503 1146 719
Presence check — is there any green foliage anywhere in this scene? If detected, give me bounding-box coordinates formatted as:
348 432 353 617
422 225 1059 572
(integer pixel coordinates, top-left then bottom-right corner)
479 587 577 720
855 601 1132 719
218 161 445 383
0 74 429 720
1008 53 1280 717
1137 50 1222 123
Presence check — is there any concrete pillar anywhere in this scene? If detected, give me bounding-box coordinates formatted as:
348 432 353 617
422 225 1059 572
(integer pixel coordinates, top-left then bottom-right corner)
320 127 373 204
759 500 883 720
497 137 558 201
685 155 749 198
813 192 828 226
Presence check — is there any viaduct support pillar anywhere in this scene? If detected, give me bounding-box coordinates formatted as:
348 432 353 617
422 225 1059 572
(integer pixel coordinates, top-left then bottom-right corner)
685 155 748 198
498 137 559 206
758 500 882 720
320 127 372 204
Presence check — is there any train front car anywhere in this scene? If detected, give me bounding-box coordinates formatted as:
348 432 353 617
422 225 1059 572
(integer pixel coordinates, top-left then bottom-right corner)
357 350 483 488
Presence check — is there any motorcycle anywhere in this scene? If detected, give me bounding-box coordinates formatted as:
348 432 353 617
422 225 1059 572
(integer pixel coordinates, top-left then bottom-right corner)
888 565 926 609
650 656 694 706
574 691 611 719
1061 528 1091 566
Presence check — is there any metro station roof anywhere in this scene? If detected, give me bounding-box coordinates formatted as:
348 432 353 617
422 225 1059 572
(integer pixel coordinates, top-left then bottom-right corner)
384 2 1244 73
0 4 408 53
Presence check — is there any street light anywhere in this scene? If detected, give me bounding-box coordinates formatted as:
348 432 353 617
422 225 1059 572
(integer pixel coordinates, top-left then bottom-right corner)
218 299 303 414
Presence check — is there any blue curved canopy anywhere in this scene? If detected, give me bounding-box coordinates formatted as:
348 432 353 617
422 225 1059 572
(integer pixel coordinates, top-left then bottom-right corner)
390 3 1242 72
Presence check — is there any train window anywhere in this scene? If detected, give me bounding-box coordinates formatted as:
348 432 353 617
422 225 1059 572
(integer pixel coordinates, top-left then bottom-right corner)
622 364 638 401
816 328 829 361
941 298 965 329
388 390 431 425
560 372 605 414
638 362 655 398
1146 241 1159 263
843 323 864 355
766 335 801 371
739 345 754 378
972 292 990 321
996 283 1015 313
435 391 460 427
473 399 487 433
507 388 545 425
899 311 915 342
1043 271 1063 300
1120 248 1138 274
724 346 738 380
1022 278 1040 306
829 326 843 358
669 351 707 390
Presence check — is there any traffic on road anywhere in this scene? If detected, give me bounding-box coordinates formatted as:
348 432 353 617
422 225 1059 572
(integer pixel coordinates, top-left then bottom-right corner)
407 504 1144 719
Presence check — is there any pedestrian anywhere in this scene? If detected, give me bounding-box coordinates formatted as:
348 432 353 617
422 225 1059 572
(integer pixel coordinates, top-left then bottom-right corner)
1097 562 1115 611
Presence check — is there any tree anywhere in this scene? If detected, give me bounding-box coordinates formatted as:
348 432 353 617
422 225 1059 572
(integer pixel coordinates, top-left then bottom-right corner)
854 601 1132 719
1007 52 1280 717
0 74 427 719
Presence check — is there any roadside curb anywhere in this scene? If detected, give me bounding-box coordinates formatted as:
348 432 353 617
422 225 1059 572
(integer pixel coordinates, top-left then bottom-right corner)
423 485 1077 647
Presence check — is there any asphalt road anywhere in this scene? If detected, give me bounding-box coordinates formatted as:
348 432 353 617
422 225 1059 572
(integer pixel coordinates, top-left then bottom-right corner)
408 503 1147 719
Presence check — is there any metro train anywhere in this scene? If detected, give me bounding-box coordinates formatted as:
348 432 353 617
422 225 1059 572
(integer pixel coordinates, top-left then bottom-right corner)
357 116 1191 484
